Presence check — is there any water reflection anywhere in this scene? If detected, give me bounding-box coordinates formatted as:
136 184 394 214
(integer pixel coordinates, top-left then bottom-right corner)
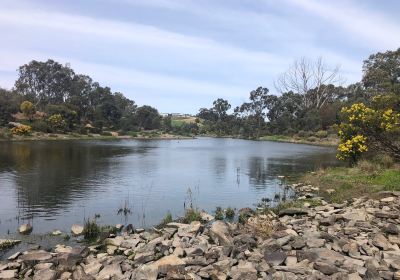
0 138 340 234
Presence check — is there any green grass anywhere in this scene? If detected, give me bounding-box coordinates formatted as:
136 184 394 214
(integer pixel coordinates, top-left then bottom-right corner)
303 161 400 203
259 134 338 146
171 116 197 128
271 199 323 214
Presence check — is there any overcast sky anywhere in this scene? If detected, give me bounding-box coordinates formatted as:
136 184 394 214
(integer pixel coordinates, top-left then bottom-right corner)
0 0 399 113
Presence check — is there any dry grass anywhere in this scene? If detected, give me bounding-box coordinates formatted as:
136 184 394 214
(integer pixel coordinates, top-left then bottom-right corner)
245 215 274 239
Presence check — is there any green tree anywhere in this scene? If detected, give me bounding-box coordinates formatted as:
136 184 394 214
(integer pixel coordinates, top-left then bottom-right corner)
15 60 74 109
135 106 161 130
362 48 400 95
0 88 20 126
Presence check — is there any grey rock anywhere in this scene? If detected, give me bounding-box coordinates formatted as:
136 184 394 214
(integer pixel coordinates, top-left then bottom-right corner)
33 269 57 280
264 251 287 266
313 261 338 275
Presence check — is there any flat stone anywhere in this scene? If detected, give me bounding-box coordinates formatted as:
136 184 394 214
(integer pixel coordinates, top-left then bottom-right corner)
375 211 399 219
314 261 338 275
7 251 21 260
32 269 57 280
291 237 306 249
264 251 287 266
71 224 84 236
0 270 17 279
278 208 308 217
306 238 325 248
19 223 33 234
97 263 123 280
51 230 62 236
84 262 103 276
20 250 52 262
381 197 395 202
372 234 390 250
384 223 400 234
147 255 186 275
230 261 257 280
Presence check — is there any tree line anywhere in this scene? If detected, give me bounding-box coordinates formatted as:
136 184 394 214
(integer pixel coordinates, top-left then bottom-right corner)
0 60 162 134
0 48 399 162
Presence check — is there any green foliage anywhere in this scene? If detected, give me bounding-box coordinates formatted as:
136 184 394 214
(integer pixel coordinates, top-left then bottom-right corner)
83 218 100 241
32 120 51 132
0 88 20 126
135 106 161 130
47 114 67 132
225 207 235 220
337 99 400 162
183 208 201 223
315 130 328 138
20 101 35 119
161 211 173 225
362 48 400 95
215 207 224 220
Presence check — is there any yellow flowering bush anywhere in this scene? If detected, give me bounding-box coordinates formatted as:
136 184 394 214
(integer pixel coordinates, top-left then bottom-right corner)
11 124 32 135
47 114 67 132
337 97 400 162
337 135 368 160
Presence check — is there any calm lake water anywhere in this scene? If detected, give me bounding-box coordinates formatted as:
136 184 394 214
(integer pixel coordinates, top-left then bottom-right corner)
0 137 338 235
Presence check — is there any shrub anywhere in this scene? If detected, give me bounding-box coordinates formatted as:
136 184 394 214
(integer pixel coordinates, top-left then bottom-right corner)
225 207 235 220
100 131 113 136
20 101 35 119
357 160 379 173
307 136 318 142
32 120 51 133
11 124 32 135
337 99 400 162
375 154 395 168
83 219 100 241
215 207 224 220
0 128 13 139
47 114 67 132
298 130 312 138
161 212 173 225
315 130 328 138
183 208 201 223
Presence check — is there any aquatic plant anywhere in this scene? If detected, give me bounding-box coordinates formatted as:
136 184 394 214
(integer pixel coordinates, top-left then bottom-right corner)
183 208 201 223
225 207 235 220
83 218 100 241
215 207 224 220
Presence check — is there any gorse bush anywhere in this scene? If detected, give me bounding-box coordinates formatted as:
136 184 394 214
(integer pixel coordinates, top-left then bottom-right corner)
11 124 31 135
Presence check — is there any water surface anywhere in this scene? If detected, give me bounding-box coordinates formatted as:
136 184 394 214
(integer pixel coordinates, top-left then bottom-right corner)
0 137 339 235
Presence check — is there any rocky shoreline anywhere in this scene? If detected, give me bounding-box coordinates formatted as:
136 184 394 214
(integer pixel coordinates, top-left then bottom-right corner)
2 190 400 279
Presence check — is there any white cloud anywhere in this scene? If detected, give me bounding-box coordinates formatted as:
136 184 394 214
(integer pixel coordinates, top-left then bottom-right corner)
288 0 400 50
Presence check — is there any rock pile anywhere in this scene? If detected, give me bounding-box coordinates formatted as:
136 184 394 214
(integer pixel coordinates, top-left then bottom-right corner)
1 192 400 279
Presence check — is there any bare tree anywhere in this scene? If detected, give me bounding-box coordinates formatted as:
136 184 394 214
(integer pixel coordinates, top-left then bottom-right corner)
275 57 344 109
